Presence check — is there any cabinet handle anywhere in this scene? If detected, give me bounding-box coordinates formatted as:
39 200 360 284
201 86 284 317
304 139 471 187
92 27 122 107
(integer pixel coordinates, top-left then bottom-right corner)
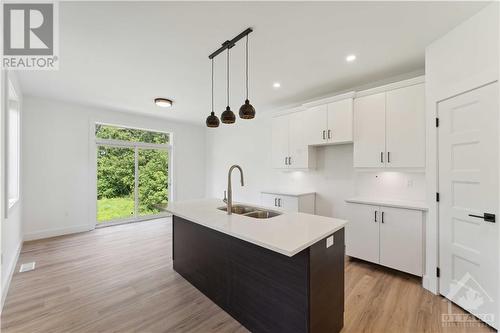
288 157 292 165
374 211 377 222
381 152 384 163
328 129 331 139
274 198 277 207
387 152 391 163
381 211 385 223
322 130 326 140
284 157 288 165
278 198 281 207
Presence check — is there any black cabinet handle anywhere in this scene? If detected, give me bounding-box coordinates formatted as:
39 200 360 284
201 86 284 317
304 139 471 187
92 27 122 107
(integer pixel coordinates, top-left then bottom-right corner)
374 211 377 222
274 198 277 207
284 157 287 165
328 129 331 139
469 213 496 223
387 152 391 163
322 130 326 140
288 157 291 165
381 211 385 223
278 198 281 207
381 152 384 163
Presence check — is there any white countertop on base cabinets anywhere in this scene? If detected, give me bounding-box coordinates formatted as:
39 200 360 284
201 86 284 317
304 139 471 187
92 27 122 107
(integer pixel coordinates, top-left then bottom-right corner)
345 197 428 211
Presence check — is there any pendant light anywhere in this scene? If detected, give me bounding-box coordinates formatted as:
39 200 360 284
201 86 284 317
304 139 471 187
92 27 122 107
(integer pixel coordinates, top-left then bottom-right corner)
239 35 255 119
206 58 220 127
220 48 236 124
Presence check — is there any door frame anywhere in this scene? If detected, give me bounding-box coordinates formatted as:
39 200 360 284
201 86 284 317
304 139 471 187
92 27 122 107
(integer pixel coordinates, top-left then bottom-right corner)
90 122 174 228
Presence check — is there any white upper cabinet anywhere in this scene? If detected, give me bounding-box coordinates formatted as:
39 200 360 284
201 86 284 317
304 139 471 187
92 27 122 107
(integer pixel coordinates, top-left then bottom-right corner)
385 84 425 168
327 98 353 144
353 92 386 168
353 81 425 168
302 98 354 146
301 105 328 145
272 113 315 169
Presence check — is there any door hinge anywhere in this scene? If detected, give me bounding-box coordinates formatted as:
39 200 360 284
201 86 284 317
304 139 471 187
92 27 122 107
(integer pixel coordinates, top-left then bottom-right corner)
436 267 440 278
436 192 440 202
435 117 439 127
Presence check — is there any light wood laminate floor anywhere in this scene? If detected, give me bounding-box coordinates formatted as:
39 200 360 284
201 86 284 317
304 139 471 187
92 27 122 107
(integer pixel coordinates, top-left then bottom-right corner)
1 219 494 333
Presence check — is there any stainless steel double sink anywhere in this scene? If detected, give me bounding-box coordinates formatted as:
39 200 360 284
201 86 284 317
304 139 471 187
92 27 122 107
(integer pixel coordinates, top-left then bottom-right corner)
218 205 282 219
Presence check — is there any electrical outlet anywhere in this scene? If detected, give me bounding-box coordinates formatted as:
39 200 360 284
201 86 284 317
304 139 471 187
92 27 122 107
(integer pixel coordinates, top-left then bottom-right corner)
326 235 334 248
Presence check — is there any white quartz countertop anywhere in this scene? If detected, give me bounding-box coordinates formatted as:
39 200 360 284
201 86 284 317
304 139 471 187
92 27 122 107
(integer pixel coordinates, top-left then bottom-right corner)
345 197 428 211
261 190 316 197
166 199 347 257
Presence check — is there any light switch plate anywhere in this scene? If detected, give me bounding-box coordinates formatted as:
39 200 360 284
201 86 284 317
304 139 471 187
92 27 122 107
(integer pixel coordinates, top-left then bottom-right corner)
326 235 334 248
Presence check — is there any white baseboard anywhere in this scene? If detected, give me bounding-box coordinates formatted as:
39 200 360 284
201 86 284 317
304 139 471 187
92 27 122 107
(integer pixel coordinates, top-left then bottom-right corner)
23 224 92 241
1 240 22 310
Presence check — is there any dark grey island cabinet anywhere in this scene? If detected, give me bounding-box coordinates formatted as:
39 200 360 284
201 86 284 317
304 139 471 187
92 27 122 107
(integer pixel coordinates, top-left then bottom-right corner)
172 215 345 333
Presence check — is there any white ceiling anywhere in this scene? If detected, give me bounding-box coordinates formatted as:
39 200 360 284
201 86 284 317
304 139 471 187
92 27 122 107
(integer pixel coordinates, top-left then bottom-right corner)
17 1 488 125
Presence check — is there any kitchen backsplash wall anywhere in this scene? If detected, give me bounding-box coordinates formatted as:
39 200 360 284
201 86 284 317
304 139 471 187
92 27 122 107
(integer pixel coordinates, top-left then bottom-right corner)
205 115 425 219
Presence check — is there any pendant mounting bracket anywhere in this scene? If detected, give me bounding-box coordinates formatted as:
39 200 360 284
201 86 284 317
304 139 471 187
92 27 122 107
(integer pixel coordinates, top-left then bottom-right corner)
208 28 253 59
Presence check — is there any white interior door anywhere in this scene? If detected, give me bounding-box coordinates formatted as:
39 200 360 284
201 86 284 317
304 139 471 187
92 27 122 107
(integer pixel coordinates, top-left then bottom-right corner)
353 93 386 167
346 203 380 264
271 116 289 169
438 82 498 329
385 84 425 168
327 98 353 144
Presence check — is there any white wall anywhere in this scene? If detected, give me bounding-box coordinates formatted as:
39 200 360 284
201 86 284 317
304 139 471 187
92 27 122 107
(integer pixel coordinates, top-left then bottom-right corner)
22 96 206 240
205 114 425 221
425 3 499 294
1 71 23 308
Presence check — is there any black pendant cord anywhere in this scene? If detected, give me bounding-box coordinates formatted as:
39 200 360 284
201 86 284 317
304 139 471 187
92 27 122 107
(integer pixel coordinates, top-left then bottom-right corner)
245 34 249 100
226 48 230 107
211 58 214 113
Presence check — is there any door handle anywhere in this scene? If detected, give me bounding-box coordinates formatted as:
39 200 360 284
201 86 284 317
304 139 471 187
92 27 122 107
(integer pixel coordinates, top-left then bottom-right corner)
328 129 331 139
469 213 496 223
374 211 377 222
322 130 326 140
381 152 384 163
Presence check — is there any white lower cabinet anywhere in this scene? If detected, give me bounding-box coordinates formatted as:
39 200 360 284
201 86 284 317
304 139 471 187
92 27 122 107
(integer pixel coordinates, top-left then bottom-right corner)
346 203 423 276
260 192 315 214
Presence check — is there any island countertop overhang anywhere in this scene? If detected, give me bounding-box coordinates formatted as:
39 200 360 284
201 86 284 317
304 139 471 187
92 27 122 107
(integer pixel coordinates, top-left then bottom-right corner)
166 198 347 257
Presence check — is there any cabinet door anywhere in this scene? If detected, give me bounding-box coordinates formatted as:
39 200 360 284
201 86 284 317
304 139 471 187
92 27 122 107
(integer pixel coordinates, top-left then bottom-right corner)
327 98 353 144
346 203 380 263
385 84 425 168
261 193 280 209
272 116 289 169
353 93 386 167
379 207 423 276
289 111 312 169
278 195 299 212
302 105 328 145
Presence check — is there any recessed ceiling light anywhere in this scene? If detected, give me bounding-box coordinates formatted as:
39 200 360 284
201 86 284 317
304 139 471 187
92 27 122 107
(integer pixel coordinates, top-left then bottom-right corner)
273 82 281 88
154 98 173 108
346 54 356 62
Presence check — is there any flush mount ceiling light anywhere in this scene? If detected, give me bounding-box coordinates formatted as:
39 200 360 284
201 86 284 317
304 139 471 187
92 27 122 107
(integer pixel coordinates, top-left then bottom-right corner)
154 98 173 108
273 82 281 89
239 34 255 119
206 58 220 127
346 54 357 62
205 28 254 127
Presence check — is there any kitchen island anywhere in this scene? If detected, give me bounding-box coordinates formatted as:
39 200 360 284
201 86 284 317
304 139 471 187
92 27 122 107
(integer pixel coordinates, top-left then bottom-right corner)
166 199 347 333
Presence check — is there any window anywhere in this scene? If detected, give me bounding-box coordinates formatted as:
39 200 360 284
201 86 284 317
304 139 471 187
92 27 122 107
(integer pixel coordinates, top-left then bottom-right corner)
7 80 20 208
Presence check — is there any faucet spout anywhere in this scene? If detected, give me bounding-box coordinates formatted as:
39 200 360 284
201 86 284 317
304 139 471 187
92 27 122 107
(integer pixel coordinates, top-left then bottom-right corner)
226 165 244 215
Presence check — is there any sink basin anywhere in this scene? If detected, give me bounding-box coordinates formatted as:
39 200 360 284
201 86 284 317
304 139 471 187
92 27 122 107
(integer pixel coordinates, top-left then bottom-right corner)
243 210 281 219
218 205 256 215
217 205 282 219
